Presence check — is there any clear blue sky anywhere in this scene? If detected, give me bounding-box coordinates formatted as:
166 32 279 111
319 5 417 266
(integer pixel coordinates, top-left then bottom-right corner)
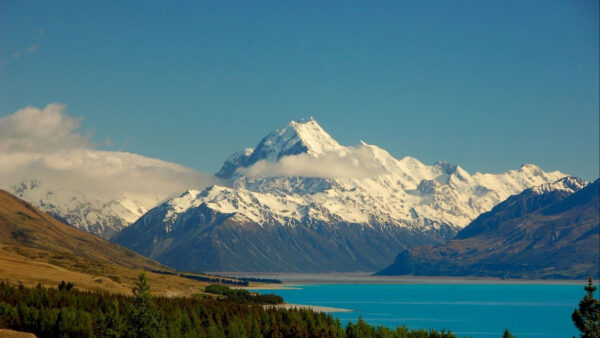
1 1 598 180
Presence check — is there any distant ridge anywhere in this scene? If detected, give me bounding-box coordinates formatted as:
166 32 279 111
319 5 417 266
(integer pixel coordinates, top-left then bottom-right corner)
376 178 599 279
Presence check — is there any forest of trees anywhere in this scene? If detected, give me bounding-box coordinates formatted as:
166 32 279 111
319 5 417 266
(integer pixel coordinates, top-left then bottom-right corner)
0 273 457 337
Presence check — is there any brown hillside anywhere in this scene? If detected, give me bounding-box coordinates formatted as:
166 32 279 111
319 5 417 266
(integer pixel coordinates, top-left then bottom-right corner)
0 189 211 296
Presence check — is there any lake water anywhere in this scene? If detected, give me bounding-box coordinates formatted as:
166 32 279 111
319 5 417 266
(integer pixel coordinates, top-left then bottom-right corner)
251 283 590 337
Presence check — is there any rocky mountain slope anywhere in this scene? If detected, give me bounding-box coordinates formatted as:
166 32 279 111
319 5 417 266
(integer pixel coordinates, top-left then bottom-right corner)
376 177 599 279
113 119 568 272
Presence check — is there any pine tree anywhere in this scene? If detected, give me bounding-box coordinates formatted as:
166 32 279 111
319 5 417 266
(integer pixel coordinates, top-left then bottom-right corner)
502 328 516 338
126 272 164 338
572 277 600 338
100 301 124 337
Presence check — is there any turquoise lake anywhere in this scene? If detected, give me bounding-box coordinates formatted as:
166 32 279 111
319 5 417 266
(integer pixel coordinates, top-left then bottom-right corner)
252 283 591 337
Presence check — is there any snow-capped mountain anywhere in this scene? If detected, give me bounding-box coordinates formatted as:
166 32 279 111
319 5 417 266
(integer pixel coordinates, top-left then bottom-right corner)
192 118 567 230
113 118 569 272
10 180 163 239
377 177 597 279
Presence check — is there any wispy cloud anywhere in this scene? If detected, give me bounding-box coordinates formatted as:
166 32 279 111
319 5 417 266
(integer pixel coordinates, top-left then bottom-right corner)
11 42 40 59
0 103 217 198
2 29 44 66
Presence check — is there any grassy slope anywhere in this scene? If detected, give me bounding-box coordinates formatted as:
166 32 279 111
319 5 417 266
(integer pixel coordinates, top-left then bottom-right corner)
0 189 219 296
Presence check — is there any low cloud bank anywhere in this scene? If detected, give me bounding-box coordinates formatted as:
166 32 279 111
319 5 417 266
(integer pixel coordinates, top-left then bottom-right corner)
0 103 217 198
239 146 386 179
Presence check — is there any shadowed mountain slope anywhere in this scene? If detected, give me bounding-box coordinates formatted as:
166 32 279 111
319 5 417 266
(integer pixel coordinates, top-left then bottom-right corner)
376 178 599 279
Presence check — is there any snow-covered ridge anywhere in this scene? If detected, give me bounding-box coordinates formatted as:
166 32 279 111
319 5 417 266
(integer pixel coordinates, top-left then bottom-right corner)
159 119 570 233
10 180 163 238
529 176 587 194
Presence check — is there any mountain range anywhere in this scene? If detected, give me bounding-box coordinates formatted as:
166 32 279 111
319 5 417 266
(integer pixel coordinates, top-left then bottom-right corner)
376 177 599 279
111 119 570 272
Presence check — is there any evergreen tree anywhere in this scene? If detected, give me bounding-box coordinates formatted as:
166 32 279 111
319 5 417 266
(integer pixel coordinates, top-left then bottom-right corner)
58 281 74 291
126 272 164 338
100 301 124 337
502 328 516 338
572 277 600 338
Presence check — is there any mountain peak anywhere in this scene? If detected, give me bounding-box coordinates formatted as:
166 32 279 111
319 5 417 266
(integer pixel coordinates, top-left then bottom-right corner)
216 118 341 179
434 161 459 174
519 163 542 173
279 118 340 155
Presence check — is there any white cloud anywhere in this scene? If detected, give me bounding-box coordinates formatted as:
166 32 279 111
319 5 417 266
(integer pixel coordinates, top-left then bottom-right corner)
239 146 386 179
0 103 217 198
0 103 88 152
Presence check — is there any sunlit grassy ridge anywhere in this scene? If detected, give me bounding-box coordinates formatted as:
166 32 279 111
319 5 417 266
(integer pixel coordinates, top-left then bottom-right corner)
0 189 226 296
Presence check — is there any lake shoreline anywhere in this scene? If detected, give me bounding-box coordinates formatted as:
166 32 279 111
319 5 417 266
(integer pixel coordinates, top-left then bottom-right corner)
264 303 353 313
214 272 590 286
244 282 584 337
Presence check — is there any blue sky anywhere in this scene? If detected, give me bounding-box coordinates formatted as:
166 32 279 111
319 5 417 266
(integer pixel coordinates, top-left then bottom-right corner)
1 1 598 180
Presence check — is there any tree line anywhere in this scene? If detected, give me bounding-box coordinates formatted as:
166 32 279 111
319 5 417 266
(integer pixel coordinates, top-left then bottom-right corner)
204 284 283 305
0 273 458 337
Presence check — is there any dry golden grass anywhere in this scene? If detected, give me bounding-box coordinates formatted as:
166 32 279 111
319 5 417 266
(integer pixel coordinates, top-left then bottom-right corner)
0 329 37 337
0 245 213 296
